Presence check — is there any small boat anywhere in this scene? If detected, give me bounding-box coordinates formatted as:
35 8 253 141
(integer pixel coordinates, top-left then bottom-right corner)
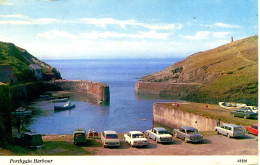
51 98 69 103
54 102 76 110
12 107 32 116
58 96 70 99
45 96 55 100
40 95 49 98
219 102 247 110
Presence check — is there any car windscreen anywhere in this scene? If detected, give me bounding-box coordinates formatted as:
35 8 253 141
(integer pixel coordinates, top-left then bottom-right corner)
75 133 85 137
106 134 118 139
234 127 243 131
158 130 169 134
132 134 144 138
186 129 198 134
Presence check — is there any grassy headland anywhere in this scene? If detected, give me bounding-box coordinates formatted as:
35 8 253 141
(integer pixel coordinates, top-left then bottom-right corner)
141 35 258 105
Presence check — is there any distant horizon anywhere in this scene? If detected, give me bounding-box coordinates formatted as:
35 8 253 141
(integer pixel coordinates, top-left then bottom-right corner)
42 57 186 60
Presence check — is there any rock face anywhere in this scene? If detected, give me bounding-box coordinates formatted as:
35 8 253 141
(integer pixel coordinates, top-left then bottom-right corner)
16 46 62 80
139 35 258 105
0 41 62 82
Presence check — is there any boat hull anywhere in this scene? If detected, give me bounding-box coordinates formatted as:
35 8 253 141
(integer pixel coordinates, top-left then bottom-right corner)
54 104 75 110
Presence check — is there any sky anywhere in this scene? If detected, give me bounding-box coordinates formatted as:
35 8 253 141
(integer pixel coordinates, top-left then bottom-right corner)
0 0 258 60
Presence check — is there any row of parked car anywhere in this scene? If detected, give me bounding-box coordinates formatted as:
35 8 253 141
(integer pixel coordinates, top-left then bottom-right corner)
14 123 257 149
101 123 258 148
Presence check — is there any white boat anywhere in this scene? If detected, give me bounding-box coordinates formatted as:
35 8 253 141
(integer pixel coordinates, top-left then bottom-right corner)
219 102 247 110
51 98 69 102
12 107 32 116
54 102 76 110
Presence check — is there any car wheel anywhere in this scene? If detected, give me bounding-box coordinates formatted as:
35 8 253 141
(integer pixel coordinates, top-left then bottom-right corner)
174 133 178 138
217 131 220 135
74 142 77 145
155 138 158 143
184 137 188 143
244 115 247 119
227 134 231 138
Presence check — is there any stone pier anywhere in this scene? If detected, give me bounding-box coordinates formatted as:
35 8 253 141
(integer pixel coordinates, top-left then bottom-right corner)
44 80 110 103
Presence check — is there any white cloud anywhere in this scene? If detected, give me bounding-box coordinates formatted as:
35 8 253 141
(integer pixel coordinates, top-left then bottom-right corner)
214 23 241 28
0 2 15 5
183 31 211 40
143 23 183 31
77 18 140 29
37 30 171 40
0 14 24 18
213 32 230 38
0 15 182 32
37 30 79 39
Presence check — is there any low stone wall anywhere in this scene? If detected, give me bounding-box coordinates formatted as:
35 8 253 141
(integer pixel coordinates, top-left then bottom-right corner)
43 80 110 102
153 103 220 131
135 82 201 97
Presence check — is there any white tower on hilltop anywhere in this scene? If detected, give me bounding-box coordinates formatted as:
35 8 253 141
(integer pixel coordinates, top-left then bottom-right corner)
230 36 233 43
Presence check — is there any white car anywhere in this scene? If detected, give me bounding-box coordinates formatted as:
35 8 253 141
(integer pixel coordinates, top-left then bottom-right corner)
146 127 172 143
124 131 148 147
215 124 245 138
245 106 258 113
101 130 120 148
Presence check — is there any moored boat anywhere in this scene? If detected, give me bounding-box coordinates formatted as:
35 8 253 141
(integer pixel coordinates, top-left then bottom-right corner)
219 102 247 110
51 98 69 102
54 101 76 110
12 107 32 116
58 96 70 99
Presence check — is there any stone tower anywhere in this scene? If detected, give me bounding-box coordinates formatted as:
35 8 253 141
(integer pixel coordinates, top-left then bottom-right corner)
230 36 233 43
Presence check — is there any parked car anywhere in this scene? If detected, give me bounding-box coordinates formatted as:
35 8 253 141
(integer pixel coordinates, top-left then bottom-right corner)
14 132 43 148
146 127 172 143
245 124 258 136
245 106 258 113
73 128 87 145
124 131 148 147
215 124 245 138
101 130 120 148
230 109 258 119
173 127 203 143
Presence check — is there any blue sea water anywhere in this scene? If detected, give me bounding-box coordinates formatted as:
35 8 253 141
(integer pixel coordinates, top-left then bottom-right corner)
25 58 184 135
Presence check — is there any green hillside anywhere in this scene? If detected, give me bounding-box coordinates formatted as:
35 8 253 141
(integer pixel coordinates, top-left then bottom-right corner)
141 35 258 105
0 41 61 83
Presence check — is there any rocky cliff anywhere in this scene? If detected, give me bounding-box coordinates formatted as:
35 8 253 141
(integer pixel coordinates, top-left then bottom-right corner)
140 35 258 105
0 41 62 82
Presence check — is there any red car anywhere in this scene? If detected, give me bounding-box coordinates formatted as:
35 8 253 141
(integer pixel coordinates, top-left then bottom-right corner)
245 124 258 136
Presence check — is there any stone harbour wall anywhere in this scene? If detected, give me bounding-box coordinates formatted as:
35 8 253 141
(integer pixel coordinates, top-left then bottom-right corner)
43 80 110 102
153 103 219 131
135 82 201 97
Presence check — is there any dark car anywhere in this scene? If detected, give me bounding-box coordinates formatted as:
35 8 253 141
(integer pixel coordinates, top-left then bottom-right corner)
173 127 203 143
230 109 258 119
73 128 87 145
14 132 43 148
